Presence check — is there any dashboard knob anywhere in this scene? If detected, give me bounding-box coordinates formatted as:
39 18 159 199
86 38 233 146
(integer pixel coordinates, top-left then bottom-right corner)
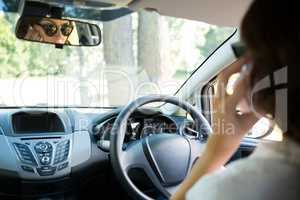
40 144 47 150
35 142 52 153
41 156 51 165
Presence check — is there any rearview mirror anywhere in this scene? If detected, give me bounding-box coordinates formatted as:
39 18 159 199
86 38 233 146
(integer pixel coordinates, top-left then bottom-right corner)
15 16 101 46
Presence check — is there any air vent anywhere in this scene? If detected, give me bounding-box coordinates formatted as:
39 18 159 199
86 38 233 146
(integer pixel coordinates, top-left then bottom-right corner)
21 137 62 140
0 126 4 135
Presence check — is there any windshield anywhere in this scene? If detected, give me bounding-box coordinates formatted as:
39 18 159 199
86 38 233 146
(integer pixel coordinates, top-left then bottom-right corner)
0 8 234 107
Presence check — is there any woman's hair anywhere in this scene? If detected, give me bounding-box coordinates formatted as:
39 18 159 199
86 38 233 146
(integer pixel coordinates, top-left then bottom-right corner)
241 0 300 142
17 17 41 38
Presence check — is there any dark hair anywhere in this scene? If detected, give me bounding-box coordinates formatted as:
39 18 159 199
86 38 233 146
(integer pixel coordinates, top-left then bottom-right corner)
241 0 299 142
16 17 41 38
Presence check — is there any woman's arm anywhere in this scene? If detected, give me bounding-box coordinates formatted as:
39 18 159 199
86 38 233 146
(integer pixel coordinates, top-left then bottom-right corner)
171 57 258 200
171 128 248 200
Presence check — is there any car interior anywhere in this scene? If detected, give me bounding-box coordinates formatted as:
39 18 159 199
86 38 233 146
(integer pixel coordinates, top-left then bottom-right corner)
0 0 283 200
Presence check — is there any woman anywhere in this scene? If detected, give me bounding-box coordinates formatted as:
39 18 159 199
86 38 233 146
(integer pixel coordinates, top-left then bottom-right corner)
172 0 299 199
17 17 74 45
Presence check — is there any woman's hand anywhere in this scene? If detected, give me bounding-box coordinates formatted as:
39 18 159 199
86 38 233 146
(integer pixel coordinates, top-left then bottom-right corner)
171 57 258 200
213 56 257 136
24 25 44 42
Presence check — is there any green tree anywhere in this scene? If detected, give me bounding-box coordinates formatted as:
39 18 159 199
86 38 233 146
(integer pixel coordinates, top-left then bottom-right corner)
0 14 29 77
103 15 135 106
0 13 72 78
199 26 234 58
138 11 163 83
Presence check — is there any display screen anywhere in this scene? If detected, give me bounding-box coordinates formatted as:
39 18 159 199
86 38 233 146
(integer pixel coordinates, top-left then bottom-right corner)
12 112 65 134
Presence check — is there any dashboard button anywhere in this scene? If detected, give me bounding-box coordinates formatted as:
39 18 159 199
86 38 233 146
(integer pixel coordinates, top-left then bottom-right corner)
57 162 68 171
13 143 37 166
37 166 56 176
22 155 33 161
35 142 52 153
54 140 70 164
21 165 34 173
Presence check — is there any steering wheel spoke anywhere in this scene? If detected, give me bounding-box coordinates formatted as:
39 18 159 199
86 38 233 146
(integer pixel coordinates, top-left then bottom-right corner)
120 140 146 170
120 139 172 198
187 139 207 170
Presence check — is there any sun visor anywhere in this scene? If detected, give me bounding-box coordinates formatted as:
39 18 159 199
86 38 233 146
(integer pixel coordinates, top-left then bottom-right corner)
128 0 253 27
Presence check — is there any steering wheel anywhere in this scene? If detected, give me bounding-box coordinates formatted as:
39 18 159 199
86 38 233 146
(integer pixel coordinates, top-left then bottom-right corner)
110 95 212 200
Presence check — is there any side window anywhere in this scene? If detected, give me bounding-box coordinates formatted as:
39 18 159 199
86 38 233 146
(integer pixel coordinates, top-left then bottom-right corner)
202 73 283 142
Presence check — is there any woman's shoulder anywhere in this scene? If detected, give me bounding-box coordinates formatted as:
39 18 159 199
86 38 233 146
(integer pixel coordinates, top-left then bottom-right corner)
252 138 300 166
186 140 300 200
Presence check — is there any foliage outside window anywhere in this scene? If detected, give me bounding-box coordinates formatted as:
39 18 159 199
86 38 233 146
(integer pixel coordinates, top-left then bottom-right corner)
0 9 234 107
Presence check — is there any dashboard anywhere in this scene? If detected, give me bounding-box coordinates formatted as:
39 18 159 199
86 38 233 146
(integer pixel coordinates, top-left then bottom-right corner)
0 107 257 199
0 109 88 181
91 111 184 152
0 108 194 180
93 114 178 141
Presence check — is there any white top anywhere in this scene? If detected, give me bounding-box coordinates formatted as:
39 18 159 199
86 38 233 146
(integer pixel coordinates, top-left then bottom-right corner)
186 139 300 200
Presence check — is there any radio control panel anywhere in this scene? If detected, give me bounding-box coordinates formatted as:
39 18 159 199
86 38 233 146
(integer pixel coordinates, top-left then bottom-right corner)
0 109 92 181
9 135 72 179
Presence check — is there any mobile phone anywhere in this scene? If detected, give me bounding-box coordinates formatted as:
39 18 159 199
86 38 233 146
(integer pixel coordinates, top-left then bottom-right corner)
231 41 247 58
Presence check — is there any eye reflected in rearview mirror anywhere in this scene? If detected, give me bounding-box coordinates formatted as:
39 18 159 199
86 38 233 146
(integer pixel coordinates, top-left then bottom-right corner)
15 16 101 46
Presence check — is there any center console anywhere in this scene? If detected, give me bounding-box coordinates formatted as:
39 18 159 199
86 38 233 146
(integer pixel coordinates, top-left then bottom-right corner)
0 109 94 199
4 111 74 180
10 136 72 179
